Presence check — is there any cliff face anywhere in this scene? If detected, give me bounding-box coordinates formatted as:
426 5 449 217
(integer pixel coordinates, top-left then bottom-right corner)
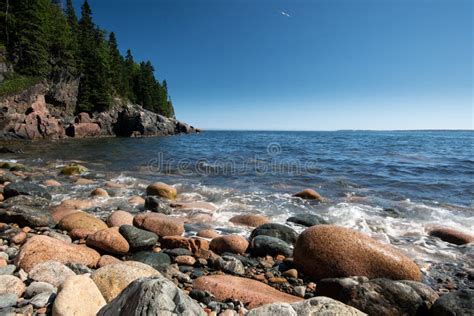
0 79 199 140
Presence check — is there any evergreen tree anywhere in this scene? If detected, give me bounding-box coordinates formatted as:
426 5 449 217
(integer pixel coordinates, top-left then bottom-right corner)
108 32 125 94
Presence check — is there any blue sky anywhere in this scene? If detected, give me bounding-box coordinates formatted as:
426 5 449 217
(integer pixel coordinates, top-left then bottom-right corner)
76 0 472 130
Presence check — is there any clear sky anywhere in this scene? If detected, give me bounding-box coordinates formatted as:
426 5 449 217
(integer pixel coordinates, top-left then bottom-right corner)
76 0 472 130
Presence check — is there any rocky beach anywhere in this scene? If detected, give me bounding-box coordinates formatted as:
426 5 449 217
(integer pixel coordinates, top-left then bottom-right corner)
0 157 472 316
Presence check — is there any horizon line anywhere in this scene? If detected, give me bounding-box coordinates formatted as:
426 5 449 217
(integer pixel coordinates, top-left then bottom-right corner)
192 128 474 132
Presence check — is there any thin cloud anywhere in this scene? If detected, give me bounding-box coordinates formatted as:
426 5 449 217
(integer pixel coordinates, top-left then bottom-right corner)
281 11 291 17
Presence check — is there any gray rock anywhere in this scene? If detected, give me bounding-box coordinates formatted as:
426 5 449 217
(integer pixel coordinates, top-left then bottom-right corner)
144 196 172 214
294 286 306 298
24 282 57 299
315 277 439 316
29 291 55 308
65 262 93 275
119 225 158 251
0 205 55 228
215 256 245 275
287 214 328 227
431 289 474 316
247 296 366 316
3 182 51 200
128 251 171 272
0 293 17 309
0 265 15 275
0 195 50 209
250 223 298 245
97 275 206 316
249 235 292 257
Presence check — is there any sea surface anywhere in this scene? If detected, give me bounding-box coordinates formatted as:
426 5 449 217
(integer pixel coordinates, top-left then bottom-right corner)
6 130 474 279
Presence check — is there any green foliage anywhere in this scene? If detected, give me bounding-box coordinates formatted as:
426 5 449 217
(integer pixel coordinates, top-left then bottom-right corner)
1 0 176 117
0 74 40 97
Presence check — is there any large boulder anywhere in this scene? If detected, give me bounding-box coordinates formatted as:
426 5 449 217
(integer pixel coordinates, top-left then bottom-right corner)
3 181 52 200
52 275 106 316
250 223 298 245
86 227 130 255
15 235 100 272
91 261 160 302
247 297 366 316
65 122 101 138
119 225 158 251
315 277 438 316
293 225 422 281
146 182 177 200
431 289 473 316
133 213 184 237
210 235 249 255
194 275 302 309
97 276 205 316
249 235 292 257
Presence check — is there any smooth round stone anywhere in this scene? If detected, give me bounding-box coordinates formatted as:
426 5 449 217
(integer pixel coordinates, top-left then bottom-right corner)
0 293 17 309
59 211 107 232
118 225 158 251
43 180 61 187
0 275 25 297
293 225 422 281
175 255 196 266
197 229 220 239
293 189 323 201
287 214 328 227
107 211 134 227
29 261 76 287
24 282 57 299
210 235 249 255
428 226 474 245
53 275 106 315
128 196 145 206
146 182 177 200
250 223 299 245
249 235 292 258
229 214 269 227
86 227 130 255
128 251 171 271
0 265 16 275
133 213 184 237
91 188 109 198
29 291 55 308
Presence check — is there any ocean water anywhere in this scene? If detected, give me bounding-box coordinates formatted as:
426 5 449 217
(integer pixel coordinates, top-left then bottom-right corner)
9 130 474 276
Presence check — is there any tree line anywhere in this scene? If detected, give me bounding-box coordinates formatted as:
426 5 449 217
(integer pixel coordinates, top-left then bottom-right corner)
0 0 175 117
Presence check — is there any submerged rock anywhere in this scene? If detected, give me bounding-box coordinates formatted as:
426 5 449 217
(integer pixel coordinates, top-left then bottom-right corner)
193 275 302 309
97 276 205 316
247 296 366 316
293 189 323 201
250 223 298 245
315 277 438 315
293 225 422 281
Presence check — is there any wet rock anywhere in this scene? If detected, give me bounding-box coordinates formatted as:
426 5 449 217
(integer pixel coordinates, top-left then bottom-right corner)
0 293 17 309
97 275 206 316
86 227 130 255
146 182 177 200
287 214 328 227
1 195 50 209
128 196 145 206
91 261 160 302
315 277 438 315
431 289 474 316
250 223 298 245
119 225 158 251
230 214 269 227
293 225 422 281
59 211 108 232
25 282 56 298
194 275 302 309
52 275 106 316
249 235 292 258
107 211 134 227
74 178 95 185
133 213 184 237
215 255 245 275
428 226 474 245
3 181 52 200
293 189 323 201
14 235 100 272
144 196 172 214
197 229 220 239
0 275 25 296
60 164 88 176
247 296 365 316
0 205 55 228
91 188 109 198
43 179 61 187
160 236 209 253
128 251 171 271
210 235 249 255
29 261 76 287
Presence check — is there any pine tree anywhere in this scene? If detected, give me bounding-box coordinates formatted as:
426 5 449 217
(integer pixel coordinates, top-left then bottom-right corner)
108 32 125 94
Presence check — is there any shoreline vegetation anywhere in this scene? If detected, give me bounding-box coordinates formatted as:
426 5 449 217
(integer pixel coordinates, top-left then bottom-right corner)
0 159 472 315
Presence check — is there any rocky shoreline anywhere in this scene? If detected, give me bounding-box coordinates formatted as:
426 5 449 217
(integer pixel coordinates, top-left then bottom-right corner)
0 161 472 315
0 81 199 141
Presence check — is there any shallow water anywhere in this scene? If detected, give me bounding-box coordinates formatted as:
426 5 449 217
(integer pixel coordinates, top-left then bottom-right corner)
4 130 474 277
